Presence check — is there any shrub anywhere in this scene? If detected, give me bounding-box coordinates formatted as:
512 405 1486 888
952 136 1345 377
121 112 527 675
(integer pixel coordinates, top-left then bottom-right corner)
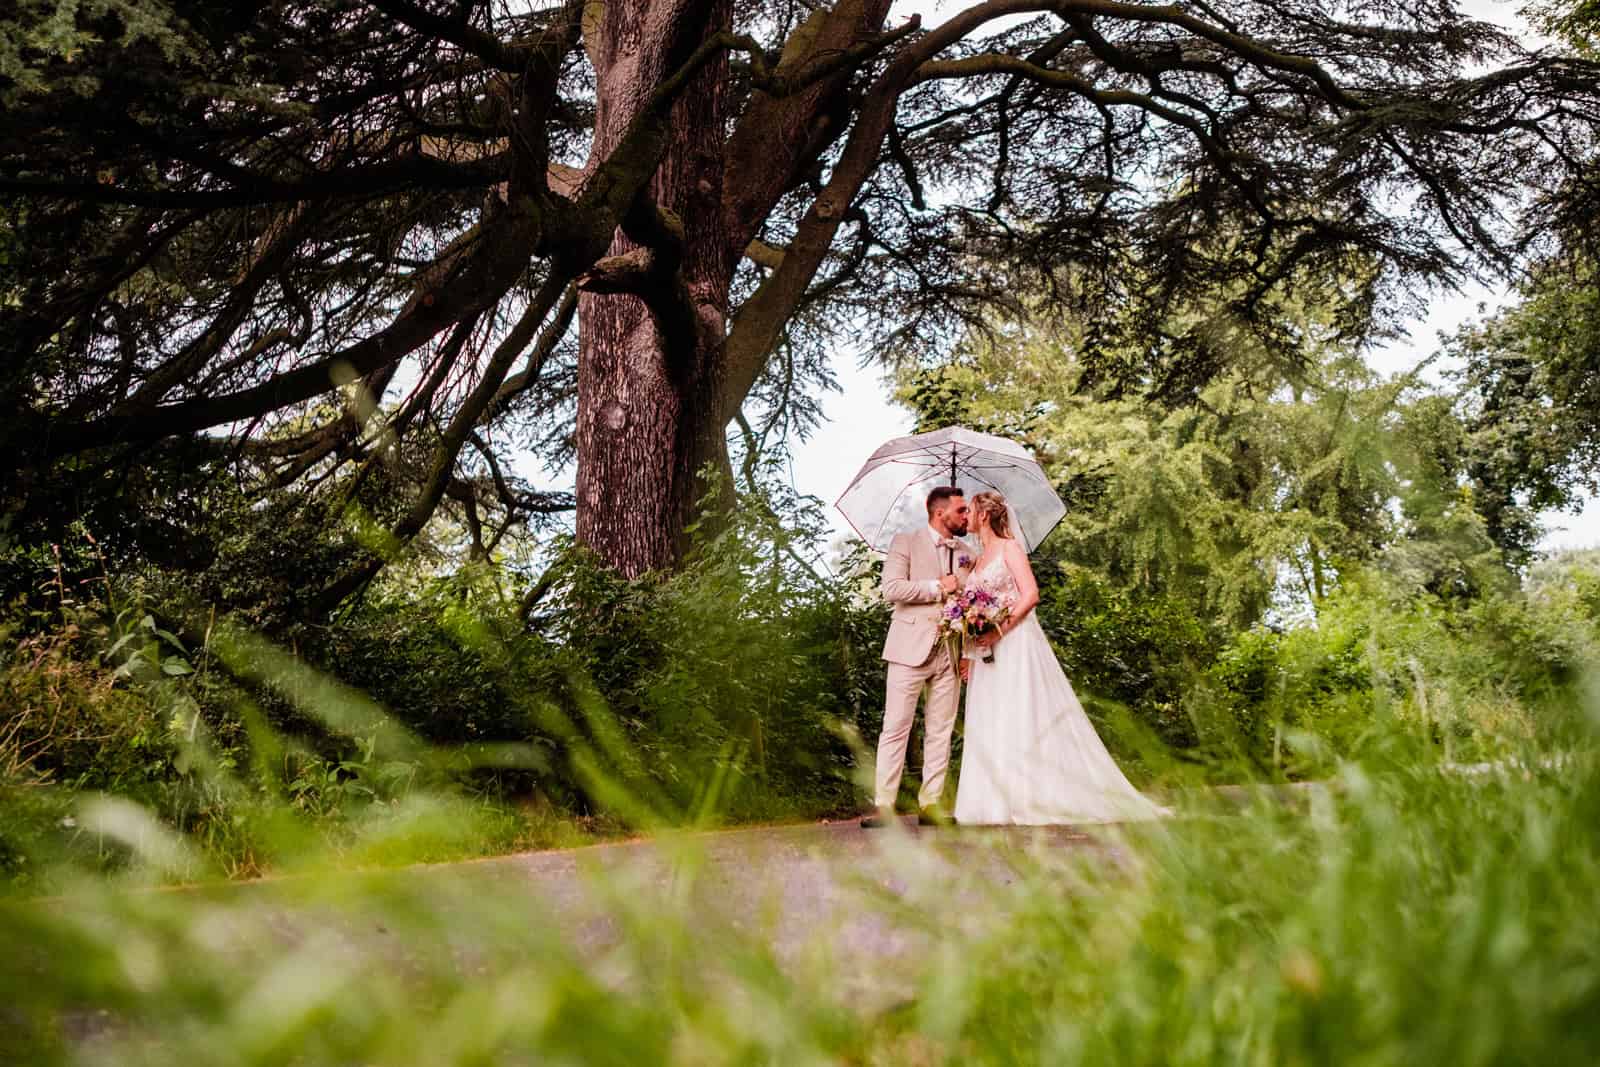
0 622 173 792
1034 566 1224 751
1202 557 1600 778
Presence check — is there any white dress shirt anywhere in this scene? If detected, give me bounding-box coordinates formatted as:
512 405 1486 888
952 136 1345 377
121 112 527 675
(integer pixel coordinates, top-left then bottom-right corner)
925 524 957 599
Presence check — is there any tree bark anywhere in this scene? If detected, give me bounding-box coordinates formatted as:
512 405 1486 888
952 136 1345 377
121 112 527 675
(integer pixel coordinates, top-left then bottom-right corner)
575 0 736 576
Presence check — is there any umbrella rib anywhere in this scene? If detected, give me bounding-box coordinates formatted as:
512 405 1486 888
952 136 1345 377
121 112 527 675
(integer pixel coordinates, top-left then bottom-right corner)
838 431 1067 551
869 465 948 544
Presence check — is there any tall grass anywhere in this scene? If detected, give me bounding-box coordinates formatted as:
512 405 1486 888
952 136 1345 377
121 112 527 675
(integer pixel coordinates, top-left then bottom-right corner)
931 738 1600 1063
3 692 1596 1065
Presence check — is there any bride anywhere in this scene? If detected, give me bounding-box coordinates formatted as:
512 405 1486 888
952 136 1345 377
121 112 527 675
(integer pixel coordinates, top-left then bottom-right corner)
954 491 1168 826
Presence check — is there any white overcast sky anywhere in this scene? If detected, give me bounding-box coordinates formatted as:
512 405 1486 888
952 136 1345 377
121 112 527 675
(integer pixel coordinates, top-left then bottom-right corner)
790 0 1600 553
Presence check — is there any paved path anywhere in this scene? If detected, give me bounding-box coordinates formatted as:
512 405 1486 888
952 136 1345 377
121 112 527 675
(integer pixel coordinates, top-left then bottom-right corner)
216 791 1321 969
51 817 1124 1049
235 787 1327 998
182 815 1127 1014
386 816 1116 970
47 790 1325 1051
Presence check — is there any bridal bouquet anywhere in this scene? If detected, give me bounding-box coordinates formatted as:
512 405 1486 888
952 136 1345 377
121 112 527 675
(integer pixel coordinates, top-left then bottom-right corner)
939 587 1012 663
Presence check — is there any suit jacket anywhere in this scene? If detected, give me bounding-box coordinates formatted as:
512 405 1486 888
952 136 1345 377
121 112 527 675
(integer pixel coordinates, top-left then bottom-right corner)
880 530 973 666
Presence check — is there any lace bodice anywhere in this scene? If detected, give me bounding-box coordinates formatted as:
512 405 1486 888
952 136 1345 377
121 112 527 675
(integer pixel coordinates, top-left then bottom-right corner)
969 554 1019 600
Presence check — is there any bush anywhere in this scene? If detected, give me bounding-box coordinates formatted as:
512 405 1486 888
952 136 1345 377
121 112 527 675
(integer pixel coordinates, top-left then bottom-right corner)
1034 566 1224 752
0 620 176 792
1202 557 1600 778
0 490 897 886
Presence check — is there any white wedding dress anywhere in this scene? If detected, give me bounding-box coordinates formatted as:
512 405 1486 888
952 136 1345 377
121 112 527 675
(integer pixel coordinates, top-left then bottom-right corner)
954 556 1168 825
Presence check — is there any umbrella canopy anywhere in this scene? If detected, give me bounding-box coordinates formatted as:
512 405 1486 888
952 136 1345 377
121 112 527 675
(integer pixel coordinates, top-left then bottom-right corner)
835 426 1066 552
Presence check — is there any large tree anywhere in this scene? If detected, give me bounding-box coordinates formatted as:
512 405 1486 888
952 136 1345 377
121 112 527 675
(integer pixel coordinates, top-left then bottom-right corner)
3 0 1597 591
1447 249 1600 563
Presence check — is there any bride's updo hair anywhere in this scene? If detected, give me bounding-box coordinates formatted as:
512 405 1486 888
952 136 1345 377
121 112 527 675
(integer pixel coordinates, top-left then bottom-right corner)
971 491 1013 539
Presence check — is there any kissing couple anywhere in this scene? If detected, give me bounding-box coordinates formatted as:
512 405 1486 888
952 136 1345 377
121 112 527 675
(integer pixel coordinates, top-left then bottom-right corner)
864 486 1167 827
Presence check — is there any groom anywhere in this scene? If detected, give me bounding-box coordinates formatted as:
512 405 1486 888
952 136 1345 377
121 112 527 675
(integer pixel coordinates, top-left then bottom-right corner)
862 486 973 828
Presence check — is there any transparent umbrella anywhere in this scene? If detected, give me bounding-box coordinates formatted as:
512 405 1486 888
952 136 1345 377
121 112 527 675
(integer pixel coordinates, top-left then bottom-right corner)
835 426 1066 551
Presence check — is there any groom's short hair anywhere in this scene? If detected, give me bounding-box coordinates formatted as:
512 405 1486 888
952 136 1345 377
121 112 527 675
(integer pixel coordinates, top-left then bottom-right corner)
925 485 964 515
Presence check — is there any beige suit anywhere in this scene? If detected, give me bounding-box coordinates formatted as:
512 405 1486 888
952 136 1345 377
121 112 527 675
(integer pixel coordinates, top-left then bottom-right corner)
873 529 971 809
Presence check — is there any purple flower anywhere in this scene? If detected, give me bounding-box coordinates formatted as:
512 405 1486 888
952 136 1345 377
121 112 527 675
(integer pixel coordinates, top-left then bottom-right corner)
957 553 974 569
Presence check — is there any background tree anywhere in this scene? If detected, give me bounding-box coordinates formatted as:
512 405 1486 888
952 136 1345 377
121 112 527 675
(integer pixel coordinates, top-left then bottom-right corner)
1528 0 1600 57
898 271 1482 627
4 0 1598 600
1440 2 1600 565
894 264 1535 755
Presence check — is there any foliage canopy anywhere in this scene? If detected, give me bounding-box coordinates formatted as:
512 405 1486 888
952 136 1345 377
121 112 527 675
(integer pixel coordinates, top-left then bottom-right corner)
3 0 1598 585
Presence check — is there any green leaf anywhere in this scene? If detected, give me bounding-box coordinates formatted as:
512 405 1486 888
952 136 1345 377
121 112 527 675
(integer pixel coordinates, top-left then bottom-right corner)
154 627 188 654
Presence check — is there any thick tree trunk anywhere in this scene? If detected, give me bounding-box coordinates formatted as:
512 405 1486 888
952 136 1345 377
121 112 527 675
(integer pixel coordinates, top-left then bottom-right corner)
575 0 736 576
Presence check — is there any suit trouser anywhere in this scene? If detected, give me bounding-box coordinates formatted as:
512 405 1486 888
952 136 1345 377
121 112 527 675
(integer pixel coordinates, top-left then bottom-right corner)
875 645 960 809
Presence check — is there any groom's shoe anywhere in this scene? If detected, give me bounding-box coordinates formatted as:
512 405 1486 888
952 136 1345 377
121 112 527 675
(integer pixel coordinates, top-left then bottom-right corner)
859 807 896 829
917 805 954 827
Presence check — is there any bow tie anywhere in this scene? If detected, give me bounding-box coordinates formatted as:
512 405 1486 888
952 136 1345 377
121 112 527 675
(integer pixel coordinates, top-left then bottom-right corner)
937 538 961 551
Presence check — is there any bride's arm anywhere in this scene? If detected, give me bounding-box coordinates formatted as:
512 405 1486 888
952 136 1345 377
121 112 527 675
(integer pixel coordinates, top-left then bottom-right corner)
997 540 1040 636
